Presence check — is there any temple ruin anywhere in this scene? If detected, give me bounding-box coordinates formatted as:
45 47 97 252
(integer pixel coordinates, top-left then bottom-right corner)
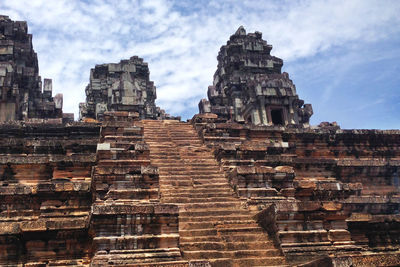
79 56 174 121
0 15 72 123
0 17 399 267
198 26 313 127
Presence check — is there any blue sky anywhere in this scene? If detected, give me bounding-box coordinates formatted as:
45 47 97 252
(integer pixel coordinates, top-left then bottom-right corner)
1 0 399 129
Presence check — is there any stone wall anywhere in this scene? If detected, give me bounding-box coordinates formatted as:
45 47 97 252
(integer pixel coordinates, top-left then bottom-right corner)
0 120 99 265
191 113 400 265
0 112 187 266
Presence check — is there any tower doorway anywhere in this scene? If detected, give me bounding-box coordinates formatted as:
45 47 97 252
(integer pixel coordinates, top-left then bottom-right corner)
271 109 283 125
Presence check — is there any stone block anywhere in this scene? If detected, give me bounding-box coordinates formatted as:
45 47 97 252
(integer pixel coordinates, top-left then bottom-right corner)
96 143 110 153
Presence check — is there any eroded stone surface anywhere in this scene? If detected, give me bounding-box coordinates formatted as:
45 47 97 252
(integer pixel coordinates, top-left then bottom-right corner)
198 26 313 127
0 120 99 266
0 15 70 122
1 15 399 267
79 57 177 121
191 113 400 266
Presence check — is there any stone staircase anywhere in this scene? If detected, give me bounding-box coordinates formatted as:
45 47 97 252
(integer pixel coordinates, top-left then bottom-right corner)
90 113 184 266
143 120 286 267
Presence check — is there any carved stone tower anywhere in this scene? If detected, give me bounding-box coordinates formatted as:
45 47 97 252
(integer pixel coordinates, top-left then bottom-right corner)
199 26 313 127
0 15 63 122
79 56 173 121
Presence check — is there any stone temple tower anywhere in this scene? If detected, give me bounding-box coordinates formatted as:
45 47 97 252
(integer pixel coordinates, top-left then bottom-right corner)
0 15 63 122
79 56 171 121
199 26 313 127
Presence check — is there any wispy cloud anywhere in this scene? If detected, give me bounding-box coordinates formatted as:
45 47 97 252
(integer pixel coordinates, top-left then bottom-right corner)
1 0 399 126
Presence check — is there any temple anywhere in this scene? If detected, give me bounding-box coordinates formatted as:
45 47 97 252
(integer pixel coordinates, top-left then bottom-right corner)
1 17 399 267
79 56 174 121
199 26 313 127
0 15 71 122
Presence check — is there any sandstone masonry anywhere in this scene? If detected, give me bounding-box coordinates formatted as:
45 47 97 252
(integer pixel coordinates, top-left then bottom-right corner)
0 16 399 267
79 56 175 121
0 15 70 122
199 26 313 127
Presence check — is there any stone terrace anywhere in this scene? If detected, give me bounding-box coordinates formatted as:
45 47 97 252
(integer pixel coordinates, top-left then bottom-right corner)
191 113 400 266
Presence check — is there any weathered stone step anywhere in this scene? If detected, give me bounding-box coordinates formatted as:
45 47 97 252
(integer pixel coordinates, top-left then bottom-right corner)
179 214 253 223
158 180 192 186
277 220 324 231
232 249 282 258
162 197 237 204
180 201 243 210
159 181 230 188
182 250 283 262
232 256 286 267
192 180 230 186
180 220 256 230
222 233 269 243
180 235 222 243
93 234 179 250
278 229 329 244
192 183 234 189
181 250 232 259
92 248 182 264
179 228 218 237
159 174 225 179
155 163 220 169
180 209 250 217
180 241 226 250
160 187 233 194
132 261 189 267
180 221 215 230
226 240 276 250
218 226 264 236
162 192 235 198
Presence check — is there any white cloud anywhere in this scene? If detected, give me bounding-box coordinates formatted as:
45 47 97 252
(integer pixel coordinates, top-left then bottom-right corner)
0 0 399 121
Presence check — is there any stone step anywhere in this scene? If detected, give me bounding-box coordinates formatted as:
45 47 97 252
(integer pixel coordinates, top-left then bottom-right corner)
278 230 329 244
92 248 182 264
222 233 270 243
162 197 237 204
192 183 235 189
232 256 286 267
162 192 235 198
181 250 231 259
132 261 189 267
93 234 179 251
180 220 256 230
179 228 218 237
180 235 222 243
158 173 226 178
179 214 253 223
157 166 222 171
182 250 283 262
218 226 264 236
159 182 231 188
180 209 250 217
192 180 230 186
180 201 243 210
226 241 276 250
143 121 285 265
180 222 215 230
180 241 226 251
161 186 233 192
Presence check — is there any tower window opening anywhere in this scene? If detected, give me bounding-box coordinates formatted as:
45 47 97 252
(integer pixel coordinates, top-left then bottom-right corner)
271 109 283 125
